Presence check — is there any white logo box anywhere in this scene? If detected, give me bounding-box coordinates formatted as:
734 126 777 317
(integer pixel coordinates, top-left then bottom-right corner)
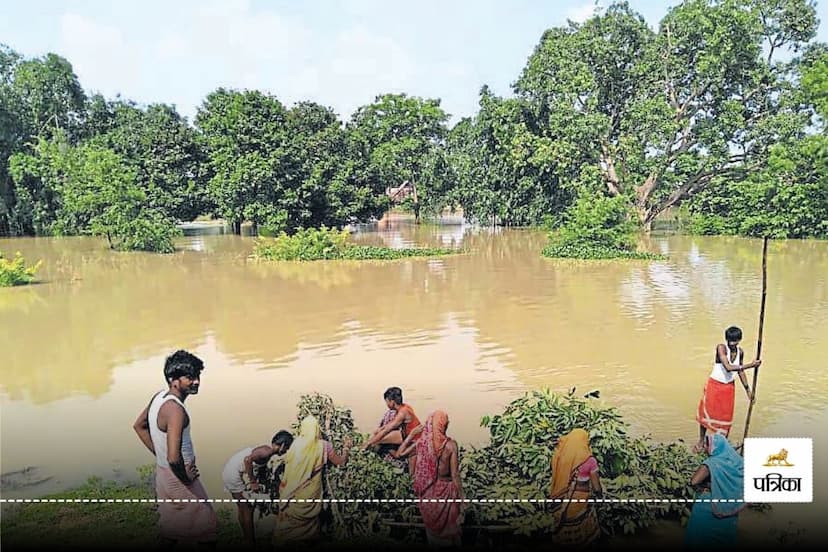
743 438 813 503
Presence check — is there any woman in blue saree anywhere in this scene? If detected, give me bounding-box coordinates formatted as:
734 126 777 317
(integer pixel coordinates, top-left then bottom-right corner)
685 433 745 548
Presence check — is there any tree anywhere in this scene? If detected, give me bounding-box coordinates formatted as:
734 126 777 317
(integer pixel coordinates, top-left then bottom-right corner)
196 88 288 234
348 93 448 223
515 0 818 227
0 47 86 235
87 98 210 222
0 44 23 235
282 101 388 230
688 46 828 238
9 136 180 252
443 87 577 226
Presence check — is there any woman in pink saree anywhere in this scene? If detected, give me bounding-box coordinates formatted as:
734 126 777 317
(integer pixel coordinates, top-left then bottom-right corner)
399 410 464 546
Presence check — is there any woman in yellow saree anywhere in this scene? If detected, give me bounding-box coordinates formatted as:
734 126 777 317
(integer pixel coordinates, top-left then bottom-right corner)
273 415 350 543
549 428 603 548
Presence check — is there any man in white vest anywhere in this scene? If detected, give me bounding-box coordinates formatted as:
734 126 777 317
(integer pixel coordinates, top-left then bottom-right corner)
133 350 217 548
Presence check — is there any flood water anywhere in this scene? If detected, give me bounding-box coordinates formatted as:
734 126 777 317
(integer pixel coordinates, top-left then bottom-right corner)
2 215 827 534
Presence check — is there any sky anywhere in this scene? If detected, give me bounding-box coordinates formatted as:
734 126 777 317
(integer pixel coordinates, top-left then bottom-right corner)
2 0 827 124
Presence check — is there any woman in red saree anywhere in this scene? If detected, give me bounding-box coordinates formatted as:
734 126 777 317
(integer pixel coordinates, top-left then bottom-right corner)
398 410 464 546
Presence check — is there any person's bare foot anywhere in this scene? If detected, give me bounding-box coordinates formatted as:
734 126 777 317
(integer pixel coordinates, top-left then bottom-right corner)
692 441 704 454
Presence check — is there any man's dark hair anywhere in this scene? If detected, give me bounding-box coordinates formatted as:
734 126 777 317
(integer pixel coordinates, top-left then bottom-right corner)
163 350 204 383
272 430 293 447
725 326 743 342
383 386 403 405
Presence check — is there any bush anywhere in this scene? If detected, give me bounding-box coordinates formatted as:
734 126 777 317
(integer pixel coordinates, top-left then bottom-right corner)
93 208 182 253
543 195 666 260
0 251 41 286
254 227 351 260
253 227 459 261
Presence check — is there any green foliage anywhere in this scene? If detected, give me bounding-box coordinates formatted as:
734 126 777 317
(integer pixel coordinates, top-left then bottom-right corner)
467 389 698 536
197 92 389 234
253 226 458 262
84 98 210 222
339 246 458 260
441 90 576 226
253 227 350 261
196 88 289 233
295 390 699 540
801 47 828 119
349 93 449 221
542 194 666 260
688 134 828 238
0 250 40 286
292 393 414 540
0 46 86 236
507 0 818 226
9 136 180 252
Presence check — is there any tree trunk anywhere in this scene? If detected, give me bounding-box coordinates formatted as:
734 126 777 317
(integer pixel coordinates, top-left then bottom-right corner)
600 146 621 196
232 220 242 235
251 221 258 236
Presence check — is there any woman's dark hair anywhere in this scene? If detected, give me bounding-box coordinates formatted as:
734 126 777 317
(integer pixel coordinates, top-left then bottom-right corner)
383 386 403 405
725 326 743 342
163 350 204 383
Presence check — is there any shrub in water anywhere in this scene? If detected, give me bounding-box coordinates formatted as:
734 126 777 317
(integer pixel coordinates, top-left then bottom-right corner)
0 251 41 286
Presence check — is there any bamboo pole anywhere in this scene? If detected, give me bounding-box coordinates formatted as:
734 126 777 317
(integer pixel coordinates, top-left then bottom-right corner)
742 236 769 444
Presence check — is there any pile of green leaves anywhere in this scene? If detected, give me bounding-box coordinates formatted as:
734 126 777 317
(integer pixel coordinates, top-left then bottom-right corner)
293 390 698 542
464 389 696 536
292 393 416 540
0 250 41 286
253 227 458 261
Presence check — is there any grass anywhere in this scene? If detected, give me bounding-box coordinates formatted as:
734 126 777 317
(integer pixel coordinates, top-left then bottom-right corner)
1 473 241 550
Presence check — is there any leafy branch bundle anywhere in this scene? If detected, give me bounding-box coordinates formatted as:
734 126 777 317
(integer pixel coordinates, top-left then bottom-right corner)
286 390 699 541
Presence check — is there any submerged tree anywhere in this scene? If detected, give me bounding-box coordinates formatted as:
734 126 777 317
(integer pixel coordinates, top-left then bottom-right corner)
9 136 180 252
348 93 449 223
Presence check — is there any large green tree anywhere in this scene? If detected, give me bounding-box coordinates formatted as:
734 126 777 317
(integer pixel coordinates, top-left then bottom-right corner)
0 46 86 235
688 45 828 238
515 0 818 227
283 101 388 229
0 45 23 235
9 136 180 251
348 93 448 222
85 97 209 222
196 88 289 234
442 87 578 226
